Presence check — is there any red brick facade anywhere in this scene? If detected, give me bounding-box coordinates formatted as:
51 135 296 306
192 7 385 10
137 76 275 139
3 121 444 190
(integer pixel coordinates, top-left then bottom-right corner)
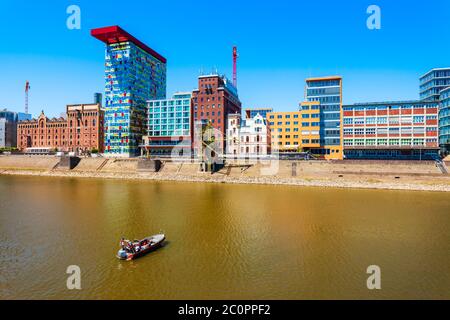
192 75 241 153
17 113 67 151
17 104 104 153
66 104 104 153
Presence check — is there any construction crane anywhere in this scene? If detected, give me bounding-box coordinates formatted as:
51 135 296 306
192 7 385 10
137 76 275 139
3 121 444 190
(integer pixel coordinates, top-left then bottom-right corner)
25 81 30 114
232 46 238 88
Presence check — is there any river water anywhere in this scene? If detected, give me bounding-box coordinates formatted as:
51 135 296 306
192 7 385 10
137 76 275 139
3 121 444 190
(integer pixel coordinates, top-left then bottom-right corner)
0 175 449 299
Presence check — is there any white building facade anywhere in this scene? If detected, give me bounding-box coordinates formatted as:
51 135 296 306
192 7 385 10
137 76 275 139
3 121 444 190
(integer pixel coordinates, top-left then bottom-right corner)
227 113 270 157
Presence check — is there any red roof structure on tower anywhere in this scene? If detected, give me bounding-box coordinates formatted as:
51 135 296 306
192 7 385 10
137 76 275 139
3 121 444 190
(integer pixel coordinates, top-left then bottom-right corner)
91 25 167 63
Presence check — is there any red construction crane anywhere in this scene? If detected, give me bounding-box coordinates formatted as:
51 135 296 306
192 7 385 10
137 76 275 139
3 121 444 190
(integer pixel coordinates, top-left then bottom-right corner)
232 46 238 88
25 81 30 114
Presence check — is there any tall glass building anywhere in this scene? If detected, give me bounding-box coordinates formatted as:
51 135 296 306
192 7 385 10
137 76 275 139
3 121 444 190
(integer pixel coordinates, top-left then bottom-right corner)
142 93 192 157
92 26 167 157
420 68 450 102
439 87 450 153
304 76 343 159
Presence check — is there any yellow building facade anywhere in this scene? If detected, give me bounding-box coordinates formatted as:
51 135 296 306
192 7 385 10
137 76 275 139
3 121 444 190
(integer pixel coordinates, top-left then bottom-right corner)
267 76 343 160
298 101 343 160
267 111 302 152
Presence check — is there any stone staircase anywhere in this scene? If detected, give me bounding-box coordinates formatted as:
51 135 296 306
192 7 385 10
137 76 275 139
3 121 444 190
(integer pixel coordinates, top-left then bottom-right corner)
436 160 449 174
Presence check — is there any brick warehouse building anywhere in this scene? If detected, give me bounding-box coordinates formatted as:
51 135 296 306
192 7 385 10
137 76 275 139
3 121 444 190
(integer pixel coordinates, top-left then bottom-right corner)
17 103 104 153
192 74 241 154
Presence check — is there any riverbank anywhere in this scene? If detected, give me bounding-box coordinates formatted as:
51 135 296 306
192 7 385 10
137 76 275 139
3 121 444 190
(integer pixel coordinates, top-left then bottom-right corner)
1 155 449 192
3 172 450 299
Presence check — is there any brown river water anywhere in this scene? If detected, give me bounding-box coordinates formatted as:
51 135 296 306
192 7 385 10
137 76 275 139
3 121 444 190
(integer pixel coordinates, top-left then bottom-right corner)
0 175 449 299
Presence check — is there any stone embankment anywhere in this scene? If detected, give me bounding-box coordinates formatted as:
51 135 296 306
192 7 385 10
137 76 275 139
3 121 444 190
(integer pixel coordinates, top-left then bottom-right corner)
1 155 449 192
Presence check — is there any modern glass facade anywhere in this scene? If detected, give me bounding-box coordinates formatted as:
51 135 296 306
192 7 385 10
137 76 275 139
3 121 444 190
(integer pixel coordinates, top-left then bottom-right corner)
245 108 273 120
304 76 343 159
92 26 167 157
0 110 17 123
420 68 450 102
439 87 450 152
147 93 192 137
142 93 192 156
0 110 17 148
17 112 32 122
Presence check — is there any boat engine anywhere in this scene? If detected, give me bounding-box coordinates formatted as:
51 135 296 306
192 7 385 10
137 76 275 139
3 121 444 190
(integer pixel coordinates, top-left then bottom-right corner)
117 249 128 260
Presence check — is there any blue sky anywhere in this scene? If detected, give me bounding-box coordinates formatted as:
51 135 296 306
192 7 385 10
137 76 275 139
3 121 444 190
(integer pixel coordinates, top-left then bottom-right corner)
1 0 449 117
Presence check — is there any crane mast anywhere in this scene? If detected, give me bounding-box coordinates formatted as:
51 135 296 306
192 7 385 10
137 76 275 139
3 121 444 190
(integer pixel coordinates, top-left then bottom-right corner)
25 81 30 114
233 46 238 88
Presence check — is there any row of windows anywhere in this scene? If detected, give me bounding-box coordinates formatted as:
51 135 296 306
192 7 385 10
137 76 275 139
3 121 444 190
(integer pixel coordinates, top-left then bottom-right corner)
20 126 98 135
344 138 437 146
148 130 190 137
21 134 97 141
270 121 300 126
193 96 223 103
150 112 190 119
420 79 450 91
272 135 301 139
307 97 340 104
344 104 438 111
344 116 437 125
194 104 222 111
229 135 264 144
149 118 190 125
344 127 437 134
195 111 222 118
306 80 341 87
149 106 190 113
272 141 300 146
268 114 300 119
300 105 320 111
306 87 340 96
301 114 320 119
148 99 190 107
420 70 450 83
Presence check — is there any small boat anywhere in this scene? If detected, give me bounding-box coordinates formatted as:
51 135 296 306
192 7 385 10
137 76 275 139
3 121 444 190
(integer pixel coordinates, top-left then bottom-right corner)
117 234 165 261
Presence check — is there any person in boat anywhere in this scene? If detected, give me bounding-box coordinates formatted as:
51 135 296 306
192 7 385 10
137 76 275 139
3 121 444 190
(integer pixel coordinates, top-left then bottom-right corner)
126 241 135 254
120 238 126 250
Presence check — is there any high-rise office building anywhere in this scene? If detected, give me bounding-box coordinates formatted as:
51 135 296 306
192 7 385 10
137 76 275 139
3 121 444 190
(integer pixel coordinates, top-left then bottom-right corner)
303 76 343 159
91 26 167 157
420 68 450 102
